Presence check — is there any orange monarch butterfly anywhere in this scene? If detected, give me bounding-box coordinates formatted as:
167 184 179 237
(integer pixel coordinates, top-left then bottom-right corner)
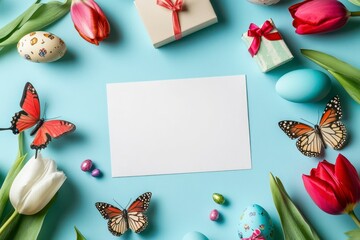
95 192 152 236
0 82 76 158
278 95 347 157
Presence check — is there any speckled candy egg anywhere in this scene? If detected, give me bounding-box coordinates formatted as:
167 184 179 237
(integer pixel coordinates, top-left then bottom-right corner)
276 69 331 103
247 0 280 5
182 231 209 240
17 31 66 63
237 204 274 240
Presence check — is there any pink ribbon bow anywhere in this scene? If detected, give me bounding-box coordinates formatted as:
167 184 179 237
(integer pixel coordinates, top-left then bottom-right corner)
243 229 266 240
247 20 282 57
157 0 184 40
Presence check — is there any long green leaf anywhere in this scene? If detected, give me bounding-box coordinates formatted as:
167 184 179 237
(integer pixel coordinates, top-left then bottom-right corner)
349 0 360 6
270 173 320 240
0 1 41 40
75 226 87 240
0 211 20 240
0 0 71 47
11 197 56 240
301 49 360 104
328 70 360 103
346 229 360 239
0 133 26 220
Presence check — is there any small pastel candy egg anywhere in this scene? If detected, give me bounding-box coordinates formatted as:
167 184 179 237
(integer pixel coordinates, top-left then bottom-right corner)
81 159 93 172
209 209 219 221
182 231 209 240
276 69 331 103
91 168 101 177
247 0 280 5
237 204 274 240
212 193 225 205
17 31 66 63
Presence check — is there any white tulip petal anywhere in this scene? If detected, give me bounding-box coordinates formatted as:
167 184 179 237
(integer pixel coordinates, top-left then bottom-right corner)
9 154 66 215
19 172 66 215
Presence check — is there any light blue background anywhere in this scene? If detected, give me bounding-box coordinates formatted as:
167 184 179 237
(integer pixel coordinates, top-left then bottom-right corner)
0 0 360 239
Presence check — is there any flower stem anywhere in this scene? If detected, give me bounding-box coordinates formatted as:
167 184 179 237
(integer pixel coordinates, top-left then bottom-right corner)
349 210 360 228
0 210 19 235
350 11 360 17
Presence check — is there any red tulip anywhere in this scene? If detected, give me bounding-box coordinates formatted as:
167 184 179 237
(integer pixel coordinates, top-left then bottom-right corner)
289 0 351 34
302 154 360 215
70 0 110 45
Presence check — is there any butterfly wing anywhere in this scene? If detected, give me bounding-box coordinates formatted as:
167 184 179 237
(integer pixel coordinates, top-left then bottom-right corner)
296 129 323 157
95 202 128 236
30 120 76 151
127 192 152 233
318 95 347 149
10 82 40 134
279 121 323 157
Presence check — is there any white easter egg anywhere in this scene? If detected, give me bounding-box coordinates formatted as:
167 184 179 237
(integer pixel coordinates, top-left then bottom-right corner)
17 31 66 63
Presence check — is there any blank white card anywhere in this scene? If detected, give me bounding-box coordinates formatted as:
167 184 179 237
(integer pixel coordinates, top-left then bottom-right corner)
106 75 251 177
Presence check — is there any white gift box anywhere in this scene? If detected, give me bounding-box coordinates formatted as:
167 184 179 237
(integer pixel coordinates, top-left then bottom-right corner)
135 0 218 48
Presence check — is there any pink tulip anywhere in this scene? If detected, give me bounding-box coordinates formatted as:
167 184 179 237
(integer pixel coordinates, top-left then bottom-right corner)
289 0 351 34
302 154 360 215
70 0 110 45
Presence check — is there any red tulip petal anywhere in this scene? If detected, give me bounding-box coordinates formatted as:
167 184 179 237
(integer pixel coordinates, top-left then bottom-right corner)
302 175 344 214
288 1 308 17
71 1 97 42
335 154 360 203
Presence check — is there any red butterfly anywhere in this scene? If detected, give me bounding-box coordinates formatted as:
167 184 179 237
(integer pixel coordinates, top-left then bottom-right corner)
95 192 152 236
279 95 347 157
0 82 76 157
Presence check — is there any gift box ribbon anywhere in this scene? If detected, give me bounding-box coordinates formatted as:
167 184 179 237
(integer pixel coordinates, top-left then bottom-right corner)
247 20 282 57
243 229 266 240
157 0 184 40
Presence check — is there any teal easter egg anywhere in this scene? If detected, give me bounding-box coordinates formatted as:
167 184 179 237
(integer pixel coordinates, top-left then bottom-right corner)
238 204 274 240
276 69 331 103
182 231 209 240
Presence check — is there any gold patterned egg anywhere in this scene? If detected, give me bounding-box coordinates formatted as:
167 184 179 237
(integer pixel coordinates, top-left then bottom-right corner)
17 31 66 63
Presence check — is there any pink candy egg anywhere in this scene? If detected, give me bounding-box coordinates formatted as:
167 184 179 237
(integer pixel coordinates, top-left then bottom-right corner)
81 159 93 172
209 209 219 221
91 168 101 177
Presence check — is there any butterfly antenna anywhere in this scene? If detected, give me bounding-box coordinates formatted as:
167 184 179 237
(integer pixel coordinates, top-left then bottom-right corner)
300 118 316 126
43 102 48 119
113 199 125 209
0 127 11 131
125 199 132 209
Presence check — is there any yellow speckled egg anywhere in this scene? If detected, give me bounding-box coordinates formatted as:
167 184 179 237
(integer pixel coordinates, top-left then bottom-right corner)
17 31 66 63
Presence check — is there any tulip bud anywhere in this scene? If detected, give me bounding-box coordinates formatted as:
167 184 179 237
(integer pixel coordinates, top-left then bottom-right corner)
70 0 110 45
289 0 351 34
9 154 66 215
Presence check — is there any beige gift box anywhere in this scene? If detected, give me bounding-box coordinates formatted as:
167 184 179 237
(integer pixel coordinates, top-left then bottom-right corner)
135 0 218 48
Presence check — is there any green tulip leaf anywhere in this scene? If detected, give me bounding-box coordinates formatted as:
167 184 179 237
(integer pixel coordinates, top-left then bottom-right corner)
11 197 56 240
0 0 71 48
0 211 21 240
301 49 360 104
270 173 320 240
75 226 87 240
0 133 26 219
349 0 360 6
346 229 360 239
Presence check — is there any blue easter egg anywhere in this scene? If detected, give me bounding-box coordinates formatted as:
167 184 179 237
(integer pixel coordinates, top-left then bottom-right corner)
276 69 331 103
182 231 209 240
238 204 274 240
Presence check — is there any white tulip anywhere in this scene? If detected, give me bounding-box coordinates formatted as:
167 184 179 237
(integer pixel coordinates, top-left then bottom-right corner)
9 154 66 215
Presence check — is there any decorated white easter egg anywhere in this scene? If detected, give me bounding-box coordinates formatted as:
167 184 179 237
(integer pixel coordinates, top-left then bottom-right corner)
17 31 66 63
237 204 274 240
276 69 331 103
247 0 280 5
182 231 209 240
